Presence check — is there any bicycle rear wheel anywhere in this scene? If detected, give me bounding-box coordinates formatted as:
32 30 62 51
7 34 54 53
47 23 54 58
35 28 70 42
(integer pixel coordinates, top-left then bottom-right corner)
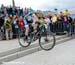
18 28 31 47
39 30 56 51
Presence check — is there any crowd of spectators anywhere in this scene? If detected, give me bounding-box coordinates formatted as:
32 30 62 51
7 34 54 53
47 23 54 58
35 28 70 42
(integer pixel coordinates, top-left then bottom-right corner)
0 4 34 40
0 4 75 40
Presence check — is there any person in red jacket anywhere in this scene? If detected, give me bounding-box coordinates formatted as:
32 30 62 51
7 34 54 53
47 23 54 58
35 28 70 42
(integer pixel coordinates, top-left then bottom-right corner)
18 16 24 29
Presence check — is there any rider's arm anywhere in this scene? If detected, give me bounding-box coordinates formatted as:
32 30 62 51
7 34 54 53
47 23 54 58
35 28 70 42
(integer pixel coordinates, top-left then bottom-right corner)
23 16 27 25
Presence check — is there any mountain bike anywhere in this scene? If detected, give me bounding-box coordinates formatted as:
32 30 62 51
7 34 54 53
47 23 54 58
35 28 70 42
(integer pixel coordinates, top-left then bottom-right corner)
18 23 56 51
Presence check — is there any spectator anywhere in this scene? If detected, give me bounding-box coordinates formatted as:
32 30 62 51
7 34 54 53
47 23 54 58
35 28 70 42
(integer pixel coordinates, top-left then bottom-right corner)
63 9 70 17
62 16 69 32
0 16 4 40
12 7 17 16
18 16 24 29
12 15 18 38
44 16 51 32
4 14 12 40
51 14 58 33
73 18 75 33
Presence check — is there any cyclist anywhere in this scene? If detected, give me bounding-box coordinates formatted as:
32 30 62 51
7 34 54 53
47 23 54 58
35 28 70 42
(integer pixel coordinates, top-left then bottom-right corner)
23 11 39 40
23 12 51 41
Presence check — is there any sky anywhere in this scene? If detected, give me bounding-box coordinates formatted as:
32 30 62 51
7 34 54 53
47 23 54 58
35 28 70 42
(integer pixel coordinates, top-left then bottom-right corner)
0 0 75 11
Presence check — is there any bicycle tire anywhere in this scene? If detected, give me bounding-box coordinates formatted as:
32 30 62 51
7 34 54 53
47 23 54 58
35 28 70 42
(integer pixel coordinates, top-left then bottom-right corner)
39 27 56 51
18 28 31 47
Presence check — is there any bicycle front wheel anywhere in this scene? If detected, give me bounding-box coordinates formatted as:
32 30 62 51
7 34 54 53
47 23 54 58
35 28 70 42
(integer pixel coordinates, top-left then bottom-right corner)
18 28 31 47
39 32 56 51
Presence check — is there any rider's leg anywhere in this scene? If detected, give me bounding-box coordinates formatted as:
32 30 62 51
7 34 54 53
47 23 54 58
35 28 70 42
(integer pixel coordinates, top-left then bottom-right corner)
25 25 29 39
32 23 38 33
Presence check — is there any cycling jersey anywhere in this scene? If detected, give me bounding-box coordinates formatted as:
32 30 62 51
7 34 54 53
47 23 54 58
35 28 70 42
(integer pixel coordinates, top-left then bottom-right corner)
25 16 33 24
